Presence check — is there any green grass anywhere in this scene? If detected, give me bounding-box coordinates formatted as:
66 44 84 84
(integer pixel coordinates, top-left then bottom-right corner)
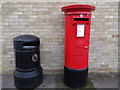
85 78 94 88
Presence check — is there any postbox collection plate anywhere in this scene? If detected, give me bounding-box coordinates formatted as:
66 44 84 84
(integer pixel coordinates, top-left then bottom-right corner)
77 24 85 37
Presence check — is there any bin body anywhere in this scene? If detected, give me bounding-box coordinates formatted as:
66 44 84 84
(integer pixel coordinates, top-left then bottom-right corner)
61 5 95 88
13 35 43 89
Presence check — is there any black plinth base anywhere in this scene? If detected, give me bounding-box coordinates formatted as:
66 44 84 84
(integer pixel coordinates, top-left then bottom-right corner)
64 66 88 88
14 66 43 89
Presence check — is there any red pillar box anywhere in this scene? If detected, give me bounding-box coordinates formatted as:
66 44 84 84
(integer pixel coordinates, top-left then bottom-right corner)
61 4 95 88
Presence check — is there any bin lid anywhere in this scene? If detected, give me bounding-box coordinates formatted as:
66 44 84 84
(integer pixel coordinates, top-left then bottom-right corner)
62 4 95 13
14 35 39 42
13 35 40 50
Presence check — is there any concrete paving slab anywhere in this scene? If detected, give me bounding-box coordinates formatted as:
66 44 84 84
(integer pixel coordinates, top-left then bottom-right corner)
1 73 119 89
2 74 93 89
2 74 15 88
89 73 119 89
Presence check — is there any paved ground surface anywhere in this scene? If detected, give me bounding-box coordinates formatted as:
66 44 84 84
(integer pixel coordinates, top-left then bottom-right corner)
1 73 119 89
0 75 2 90
89 73 119 89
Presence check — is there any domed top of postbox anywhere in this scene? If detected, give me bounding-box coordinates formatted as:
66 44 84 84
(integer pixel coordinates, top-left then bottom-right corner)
61 4 95 14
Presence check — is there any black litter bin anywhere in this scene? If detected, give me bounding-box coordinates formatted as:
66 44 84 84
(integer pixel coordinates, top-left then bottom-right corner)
13 35 43 89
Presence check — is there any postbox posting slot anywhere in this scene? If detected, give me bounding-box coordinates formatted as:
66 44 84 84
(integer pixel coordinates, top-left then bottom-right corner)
73 17 90 25
74 18 89 21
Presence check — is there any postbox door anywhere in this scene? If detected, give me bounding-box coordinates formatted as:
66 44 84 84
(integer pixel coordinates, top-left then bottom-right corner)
74 23 90 69
65 15 91 69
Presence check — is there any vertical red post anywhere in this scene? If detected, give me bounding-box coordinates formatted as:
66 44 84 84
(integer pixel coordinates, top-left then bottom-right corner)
61 4 95 88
